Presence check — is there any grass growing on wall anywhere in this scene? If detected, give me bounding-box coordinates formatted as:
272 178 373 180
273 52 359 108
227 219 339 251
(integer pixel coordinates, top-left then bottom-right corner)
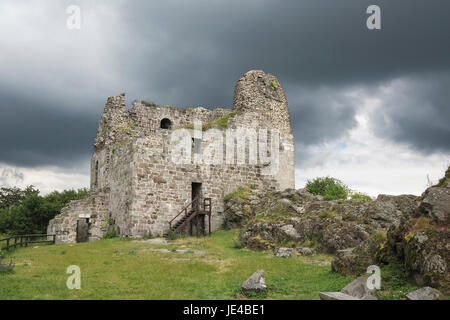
0 229 352 300
180 110 240 131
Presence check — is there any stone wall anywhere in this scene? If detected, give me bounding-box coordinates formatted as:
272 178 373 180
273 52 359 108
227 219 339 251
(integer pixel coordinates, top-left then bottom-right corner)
47 192 109 244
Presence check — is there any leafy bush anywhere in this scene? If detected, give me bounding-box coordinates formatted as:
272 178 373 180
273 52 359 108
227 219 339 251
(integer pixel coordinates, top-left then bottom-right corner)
103 228 116 239
350 193 372 200
306 177 349 200
142 231 153 239
165 230 182 240
0 186 38 209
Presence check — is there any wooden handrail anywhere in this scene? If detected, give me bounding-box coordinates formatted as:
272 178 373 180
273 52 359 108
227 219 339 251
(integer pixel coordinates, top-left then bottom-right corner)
169 196 199 227
168 197 212 230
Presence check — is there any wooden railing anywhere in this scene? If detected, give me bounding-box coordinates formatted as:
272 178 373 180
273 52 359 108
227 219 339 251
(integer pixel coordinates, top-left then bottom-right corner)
169 197 199 229
168 197 212 231
0 234 56 252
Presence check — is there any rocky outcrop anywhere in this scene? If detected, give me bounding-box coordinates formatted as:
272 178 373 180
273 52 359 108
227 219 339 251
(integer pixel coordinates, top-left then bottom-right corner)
332 166 450 295
225 187 417 253
226 166 449 296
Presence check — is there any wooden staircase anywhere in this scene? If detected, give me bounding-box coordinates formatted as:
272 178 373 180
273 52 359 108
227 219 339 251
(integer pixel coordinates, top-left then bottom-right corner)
164 197 212 237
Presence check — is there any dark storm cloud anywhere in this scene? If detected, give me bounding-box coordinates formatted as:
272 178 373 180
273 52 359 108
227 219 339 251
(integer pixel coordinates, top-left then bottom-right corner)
0 0 449 170
0 88 98 167
119 0 450 88
371 72 450 153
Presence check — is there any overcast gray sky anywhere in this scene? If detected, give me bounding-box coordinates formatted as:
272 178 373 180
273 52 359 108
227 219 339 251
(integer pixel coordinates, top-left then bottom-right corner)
0 0 449 195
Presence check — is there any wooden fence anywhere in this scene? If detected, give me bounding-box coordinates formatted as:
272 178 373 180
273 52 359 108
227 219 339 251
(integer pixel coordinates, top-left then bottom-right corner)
0 234 56 252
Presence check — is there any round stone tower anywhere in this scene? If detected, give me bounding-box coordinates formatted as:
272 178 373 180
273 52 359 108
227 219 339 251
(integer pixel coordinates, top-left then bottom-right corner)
233 70 293 136
232 70 295 190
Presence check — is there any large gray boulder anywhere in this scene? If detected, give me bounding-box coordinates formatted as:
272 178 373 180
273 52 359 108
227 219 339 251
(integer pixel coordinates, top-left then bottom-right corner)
241 270 267 294
420 186 450 224
406 287 444 300
341 276 377 300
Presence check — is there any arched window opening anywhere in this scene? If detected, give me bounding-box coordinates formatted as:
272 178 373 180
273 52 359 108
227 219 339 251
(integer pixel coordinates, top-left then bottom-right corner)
160 118 172 129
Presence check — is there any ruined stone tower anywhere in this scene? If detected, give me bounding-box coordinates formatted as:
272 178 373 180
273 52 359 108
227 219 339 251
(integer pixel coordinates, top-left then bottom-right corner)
48 70 295 243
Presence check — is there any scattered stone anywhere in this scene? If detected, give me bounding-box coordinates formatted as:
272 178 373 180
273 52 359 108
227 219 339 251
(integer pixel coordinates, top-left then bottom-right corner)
305 260 330 266
175 249 206 255
192 250 206 255
341 276 377 300
275 247 296 258
241 270 267 294
151 248 170 253
319 292 360 300
144 238 167 245
406 287 444 300
297 247 314 256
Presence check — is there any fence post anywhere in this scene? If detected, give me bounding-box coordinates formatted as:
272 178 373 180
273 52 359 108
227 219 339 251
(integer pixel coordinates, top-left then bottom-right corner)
14 237 17 249
53 235 56 244
6 238 9 251
20 236 23 248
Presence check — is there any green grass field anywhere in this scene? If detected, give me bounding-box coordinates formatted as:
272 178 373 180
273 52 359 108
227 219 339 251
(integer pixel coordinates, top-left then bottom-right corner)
0 229 354 300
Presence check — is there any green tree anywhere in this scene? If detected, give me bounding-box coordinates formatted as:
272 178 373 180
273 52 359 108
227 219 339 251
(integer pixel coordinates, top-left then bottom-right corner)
0 185 38 209
0 187 89 235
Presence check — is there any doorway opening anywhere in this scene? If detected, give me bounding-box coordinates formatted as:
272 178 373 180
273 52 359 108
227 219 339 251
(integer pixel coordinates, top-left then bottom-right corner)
190 182 205 236
76 218 89 242
192 182 202 201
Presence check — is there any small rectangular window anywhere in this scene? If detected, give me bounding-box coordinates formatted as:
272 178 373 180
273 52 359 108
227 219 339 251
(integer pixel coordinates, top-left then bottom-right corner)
192 138 202 154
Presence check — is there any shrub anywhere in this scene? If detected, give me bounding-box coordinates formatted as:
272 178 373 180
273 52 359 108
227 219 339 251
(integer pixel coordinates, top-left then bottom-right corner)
142 231 153 239
165 230 182 241
350 193 372 200
103 228 116 239
270 81 279 91
306 177 349 200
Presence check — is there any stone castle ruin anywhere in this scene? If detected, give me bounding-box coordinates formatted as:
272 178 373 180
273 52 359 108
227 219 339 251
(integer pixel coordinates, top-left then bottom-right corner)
47 70 295 243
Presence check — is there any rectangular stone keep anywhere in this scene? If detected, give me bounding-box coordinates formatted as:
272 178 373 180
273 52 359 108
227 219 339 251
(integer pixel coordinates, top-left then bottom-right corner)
48 70 295 242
